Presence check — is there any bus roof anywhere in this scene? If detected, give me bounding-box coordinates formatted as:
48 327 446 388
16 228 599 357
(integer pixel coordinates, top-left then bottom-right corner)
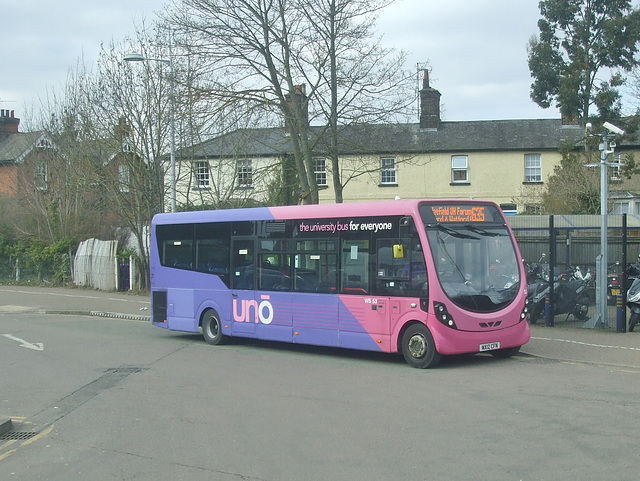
152 199 499 225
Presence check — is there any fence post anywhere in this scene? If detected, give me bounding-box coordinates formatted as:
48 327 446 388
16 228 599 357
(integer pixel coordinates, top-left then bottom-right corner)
619 213 628 332
546 214 555 327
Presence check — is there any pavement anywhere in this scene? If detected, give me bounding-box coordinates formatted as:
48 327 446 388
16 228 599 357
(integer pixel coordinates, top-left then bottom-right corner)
1 285 640 370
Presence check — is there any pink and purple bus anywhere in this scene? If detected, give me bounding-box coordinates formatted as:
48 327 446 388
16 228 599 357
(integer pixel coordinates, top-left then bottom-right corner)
150 199 530 368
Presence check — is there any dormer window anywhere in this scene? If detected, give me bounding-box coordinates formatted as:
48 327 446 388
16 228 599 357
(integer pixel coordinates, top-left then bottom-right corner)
121 138 134 154
36 137 54 150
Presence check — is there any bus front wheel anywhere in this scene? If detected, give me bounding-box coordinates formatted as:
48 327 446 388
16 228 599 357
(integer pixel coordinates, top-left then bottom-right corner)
202 309 226 345
401 324 441 369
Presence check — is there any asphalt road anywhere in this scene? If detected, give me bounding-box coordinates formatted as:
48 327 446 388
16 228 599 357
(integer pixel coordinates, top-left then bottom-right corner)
1 309 640 480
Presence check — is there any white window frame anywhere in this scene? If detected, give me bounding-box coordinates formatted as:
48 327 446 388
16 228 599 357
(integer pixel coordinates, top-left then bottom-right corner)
524 153 542 182
118 165 130 193
314 158 327 187
194 161 210 189
380 157 397 185
34 161 48 191
451 155 468 183
237 159 253 187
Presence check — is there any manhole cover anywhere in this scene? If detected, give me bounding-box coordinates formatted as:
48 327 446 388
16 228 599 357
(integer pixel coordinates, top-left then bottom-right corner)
0 431 38 441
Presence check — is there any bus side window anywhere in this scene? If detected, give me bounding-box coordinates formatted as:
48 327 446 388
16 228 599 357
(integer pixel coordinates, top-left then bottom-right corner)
232 240 255 290
157 223 194 270
258 253 291 291
405 241 428 297
195 222 231 286
340 238 369 295
294 240 338 293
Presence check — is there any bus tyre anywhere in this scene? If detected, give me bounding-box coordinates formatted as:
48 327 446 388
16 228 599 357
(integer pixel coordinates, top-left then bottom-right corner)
401 324 441 369
630 312 638 332
202 309 226 345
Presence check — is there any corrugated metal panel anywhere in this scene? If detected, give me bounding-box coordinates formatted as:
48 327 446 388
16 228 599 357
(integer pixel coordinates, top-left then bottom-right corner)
73 239 118 290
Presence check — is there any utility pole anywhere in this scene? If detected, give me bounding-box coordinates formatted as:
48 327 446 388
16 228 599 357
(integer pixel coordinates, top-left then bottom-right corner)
584 121 625 328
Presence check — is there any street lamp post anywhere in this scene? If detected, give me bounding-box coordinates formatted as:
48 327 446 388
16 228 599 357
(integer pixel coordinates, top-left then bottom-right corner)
124 47 177 213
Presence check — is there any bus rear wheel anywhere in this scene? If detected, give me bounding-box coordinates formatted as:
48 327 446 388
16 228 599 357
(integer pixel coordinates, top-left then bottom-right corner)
401 324 441 369
202 309 226 345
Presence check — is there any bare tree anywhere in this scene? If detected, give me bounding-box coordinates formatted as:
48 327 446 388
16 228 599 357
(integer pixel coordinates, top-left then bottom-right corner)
13 75 106 244
299 0 415 202
166 0 321 203
62 24 181 289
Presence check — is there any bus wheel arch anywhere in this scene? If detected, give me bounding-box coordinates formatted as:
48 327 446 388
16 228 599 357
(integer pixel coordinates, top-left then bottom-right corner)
201 308 226 345
399 322 441 369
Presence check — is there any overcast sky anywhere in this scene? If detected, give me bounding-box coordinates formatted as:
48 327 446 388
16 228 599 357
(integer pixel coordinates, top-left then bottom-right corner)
1 0 561 125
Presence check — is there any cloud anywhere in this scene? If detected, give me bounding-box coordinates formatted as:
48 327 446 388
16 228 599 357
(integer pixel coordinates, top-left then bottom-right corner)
1 0 559 121
379 0 557 119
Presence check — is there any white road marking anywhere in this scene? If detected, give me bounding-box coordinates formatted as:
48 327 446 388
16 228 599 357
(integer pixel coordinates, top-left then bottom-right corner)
2 334 44 351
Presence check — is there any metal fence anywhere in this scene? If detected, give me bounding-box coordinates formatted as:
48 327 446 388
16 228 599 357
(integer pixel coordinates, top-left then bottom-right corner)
0 252 71 286
509 214 640 331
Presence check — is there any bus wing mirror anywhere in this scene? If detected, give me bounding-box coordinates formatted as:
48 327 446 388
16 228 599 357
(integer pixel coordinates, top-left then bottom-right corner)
393 244 406 258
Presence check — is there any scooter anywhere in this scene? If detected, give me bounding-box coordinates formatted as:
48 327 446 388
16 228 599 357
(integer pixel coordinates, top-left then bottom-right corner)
626 277 640 332
528 270 591 324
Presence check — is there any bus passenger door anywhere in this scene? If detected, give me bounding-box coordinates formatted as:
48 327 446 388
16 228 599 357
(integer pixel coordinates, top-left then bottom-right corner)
289 246 340 347
338 237 389 351
230 238 257 337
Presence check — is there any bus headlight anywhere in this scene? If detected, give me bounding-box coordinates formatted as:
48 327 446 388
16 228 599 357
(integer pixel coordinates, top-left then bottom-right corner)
521 298 529 322
434 302 457 329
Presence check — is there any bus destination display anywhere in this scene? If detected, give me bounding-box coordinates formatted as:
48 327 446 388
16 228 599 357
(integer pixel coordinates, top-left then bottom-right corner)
431 205 486 223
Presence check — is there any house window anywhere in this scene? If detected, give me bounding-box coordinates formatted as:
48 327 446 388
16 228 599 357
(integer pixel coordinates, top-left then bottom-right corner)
451 155 468 183
194 161 210 189
524 204 542 215
612 202 629 214
34 161 48 191
524 153 542 182
610 152 621 182
380 157 397 185
314 158 327 186
237 159 253 187
118 165 130 193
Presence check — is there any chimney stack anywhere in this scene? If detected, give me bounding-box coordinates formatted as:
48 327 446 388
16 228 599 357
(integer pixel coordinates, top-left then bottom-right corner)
0 110 20 137
285 84 308 133
419 70 441 129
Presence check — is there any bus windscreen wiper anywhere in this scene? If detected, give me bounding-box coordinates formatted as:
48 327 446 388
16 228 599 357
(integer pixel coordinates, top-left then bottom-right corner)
464 224 505 237
434 224 479 240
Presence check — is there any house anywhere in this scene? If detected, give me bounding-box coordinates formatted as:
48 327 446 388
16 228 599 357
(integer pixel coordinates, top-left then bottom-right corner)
0 109 55 196
172 71 640 214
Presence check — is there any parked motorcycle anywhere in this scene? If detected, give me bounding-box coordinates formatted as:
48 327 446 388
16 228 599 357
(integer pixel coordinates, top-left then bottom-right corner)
627 277 640 332
527 264 591 324
609 260 640 305
608 262 624 305
525 255 548 322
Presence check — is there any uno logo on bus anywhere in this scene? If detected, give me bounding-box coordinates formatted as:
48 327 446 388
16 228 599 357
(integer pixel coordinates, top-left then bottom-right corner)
233 295 274 324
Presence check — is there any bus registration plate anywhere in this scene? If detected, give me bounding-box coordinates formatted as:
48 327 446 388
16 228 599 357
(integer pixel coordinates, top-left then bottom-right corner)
479 342 500 352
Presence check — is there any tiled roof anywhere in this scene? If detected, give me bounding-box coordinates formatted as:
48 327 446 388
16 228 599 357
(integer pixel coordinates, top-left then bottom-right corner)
181 119 592 159
0 131 45 163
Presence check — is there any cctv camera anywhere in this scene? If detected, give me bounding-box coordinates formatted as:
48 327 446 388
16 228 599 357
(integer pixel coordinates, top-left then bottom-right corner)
603 121 625 136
